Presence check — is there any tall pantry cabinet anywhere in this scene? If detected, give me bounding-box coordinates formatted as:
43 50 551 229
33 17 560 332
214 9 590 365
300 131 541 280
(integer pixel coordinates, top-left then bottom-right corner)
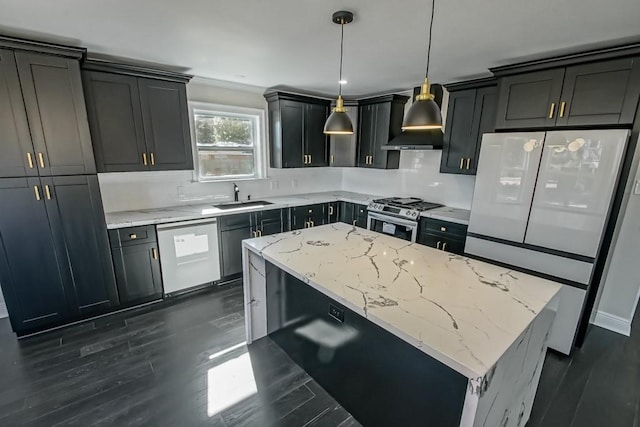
0 37 118 335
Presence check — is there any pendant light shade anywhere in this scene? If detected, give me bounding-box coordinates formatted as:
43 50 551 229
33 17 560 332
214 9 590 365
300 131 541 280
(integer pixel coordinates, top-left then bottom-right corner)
402 0 443 131
324 11 354 135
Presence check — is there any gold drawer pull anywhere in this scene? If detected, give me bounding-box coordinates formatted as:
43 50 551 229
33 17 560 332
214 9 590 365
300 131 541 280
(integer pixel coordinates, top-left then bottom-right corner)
27 153 34 169
353 220 357 226
44 185 52 200
548 102 556 119
129 233 137 240
150 152 155 166
329 206 334 215
559 101 566 118
152 247 158 260
466 158 471 170
142 153 148 166
38 152 45 168
34 185 41 201
436 241 441 249
330 155 334 164
459 158 464 169
442 242 447 251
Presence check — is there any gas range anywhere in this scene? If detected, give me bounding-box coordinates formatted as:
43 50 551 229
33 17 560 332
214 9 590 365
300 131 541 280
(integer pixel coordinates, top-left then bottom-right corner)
367 197 443 221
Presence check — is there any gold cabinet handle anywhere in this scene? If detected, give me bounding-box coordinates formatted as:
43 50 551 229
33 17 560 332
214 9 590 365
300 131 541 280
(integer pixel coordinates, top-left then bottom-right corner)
37 152 45 168
459 158 464 169
27 153 34 169
305 221 310 228
436 241 441 249
34 185 41 201
548 102 556 119
258 230 262 237
129 233 137 240
559 101 566 118
442 242 447 251
152 247 158 260
252 231 257 238
353 220 357 226
466 158 471 170
440 226 447 232
142 153 148 166
310 220 314 227
44 185 52 200
329 205 334 215
330 155 334 164
150 152 155 166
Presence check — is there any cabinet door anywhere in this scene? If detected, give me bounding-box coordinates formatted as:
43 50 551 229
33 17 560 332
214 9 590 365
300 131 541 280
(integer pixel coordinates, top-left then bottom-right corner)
0 50 36 178
467 132 546 243
371 103 392 169
220 227 252 277
494 69 565 129
326 202 340 224
310 204 325 227
0 178 69 332
556 58 640 127
281 100 305 168
42 175 119 315
339 202 354 225
468 86 498 173
139 78 193 170
417 233 465 255
524 129 629 257
15 53 96 176
329 107 357 167
357 105 373 167
112 243 162 304
354 204 368 228
440 89 477 174
305 103 329 167
260 221 283 237
82 71 148 172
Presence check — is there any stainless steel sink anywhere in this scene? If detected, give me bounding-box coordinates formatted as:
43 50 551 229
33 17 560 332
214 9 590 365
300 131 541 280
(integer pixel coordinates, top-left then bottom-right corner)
212 200 273 210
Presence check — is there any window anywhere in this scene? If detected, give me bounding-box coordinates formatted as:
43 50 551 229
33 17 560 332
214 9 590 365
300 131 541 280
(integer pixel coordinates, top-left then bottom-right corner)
190 102 266 181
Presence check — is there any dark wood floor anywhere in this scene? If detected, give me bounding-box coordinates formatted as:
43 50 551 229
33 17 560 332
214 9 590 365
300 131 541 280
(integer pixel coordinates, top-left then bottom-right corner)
0 284 638 426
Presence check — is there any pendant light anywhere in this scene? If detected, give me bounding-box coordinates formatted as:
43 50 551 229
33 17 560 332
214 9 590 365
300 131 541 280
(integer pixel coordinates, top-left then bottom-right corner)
324 11 354 135
402 0 442 131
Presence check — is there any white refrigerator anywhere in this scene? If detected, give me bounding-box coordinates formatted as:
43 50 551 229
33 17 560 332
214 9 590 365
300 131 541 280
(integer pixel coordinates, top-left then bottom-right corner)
466 129 630 354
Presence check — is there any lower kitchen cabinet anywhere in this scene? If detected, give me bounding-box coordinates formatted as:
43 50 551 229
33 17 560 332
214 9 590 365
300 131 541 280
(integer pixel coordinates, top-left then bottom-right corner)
0 175 118 335
339 202 368 228
326 202 340 224
417 217 467 255
290 204 325 230
220 226 252 278
111 243 163 304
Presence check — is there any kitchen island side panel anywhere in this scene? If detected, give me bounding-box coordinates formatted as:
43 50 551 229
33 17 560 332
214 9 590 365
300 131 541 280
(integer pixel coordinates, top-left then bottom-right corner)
265 261 468 427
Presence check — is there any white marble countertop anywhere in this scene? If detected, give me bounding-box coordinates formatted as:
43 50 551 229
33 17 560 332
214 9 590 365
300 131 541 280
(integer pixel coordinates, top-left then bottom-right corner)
104 191 383 229
243 223 561 378
422 206 470 226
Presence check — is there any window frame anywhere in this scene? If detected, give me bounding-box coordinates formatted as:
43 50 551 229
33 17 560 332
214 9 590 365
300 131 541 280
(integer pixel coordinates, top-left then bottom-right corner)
189 101 267 182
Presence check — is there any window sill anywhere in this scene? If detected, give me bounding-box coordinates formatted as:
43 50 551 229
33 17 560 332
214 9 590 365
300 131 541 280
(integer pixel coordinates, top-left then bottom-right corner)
194 176 269 184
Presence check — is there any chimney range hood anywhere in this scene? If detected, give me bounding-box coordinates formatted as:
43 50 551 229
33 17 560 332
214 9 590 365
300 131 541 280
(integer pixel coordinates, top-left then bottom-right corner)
381 83 444 151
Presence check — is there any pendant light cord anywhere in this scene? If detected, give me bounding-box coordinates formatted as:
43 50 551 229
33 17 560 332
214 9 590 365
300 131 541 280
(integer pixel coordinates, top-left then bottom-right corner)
338 20 345 97
425 0 435 78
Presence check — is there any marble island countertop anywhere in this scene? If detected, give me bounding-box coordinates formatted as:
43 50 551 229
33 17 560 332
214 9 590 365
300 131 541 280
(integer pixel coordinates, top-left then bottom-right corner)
104 191 470 229
243 222 561 378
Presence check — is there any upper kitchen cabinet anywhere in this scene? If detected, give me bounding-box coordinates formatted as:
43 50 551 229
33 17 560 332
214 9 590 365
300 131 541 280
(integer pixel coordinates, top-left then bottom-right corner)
441 78 497 175
82 60 194 172
329 100 358 167
0 37 96 178
492 46 640 130
265 91 330 168
357 94 408 169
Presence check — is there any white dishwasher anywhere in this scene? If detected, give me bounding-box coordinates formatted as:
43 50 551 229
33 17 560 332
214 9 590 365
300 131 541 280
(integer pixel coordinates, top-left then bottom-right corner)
157 218 221 296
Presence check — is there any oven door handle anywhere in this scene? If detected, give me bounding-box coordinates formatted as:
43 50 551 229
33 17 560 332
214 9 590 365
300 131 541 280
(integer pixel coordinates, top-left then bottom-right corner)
367 212 418 229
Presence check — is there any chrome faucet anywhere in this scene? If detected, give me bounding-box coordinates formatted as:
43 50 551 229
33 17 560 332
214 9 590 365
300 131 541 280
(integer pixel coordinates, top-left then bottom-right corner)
233 183 239 202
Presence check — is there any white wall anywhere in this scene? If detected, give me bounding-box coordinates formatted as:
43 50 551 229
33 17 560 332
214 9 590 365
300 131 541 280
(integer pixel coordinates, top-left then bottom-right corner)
593 142 640 336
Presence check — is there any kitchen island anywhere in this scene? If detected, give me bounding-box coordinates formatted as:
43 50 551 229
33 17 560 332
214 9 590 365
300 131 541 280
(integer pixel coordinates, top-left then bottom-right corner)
242 223 561 427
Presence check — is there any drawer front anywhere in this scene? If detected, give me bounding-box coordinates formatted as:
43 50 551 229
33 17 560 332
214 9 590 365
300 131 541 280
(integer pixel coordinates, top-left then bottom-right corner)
417 232 465 255
109 225 157 248
256 208 282 224
219 212 252 231
421 218 467 239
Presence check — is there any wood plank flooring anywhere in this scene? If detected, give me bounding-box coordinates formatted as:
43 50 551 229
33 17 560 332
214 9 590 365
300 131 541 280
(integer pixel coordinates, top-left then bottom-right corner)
0 283 638 426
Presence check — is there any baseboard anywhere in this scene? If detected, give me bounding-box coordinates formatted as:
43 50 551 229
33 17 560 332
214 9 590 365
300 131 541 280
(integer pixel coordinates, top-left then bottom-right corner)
591 310 631 336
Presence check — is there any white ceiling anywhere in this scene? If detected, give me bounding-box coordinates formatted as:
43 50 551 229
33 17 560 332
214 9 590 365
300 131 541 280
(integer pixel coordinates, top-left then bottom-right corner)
1 0 639 96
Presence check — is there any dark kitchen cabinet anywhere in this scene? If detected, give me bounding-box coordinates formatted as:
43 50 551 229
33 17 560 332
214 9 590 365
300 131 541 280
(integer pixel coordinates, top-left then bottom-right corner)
441 79 497 175
326 202 340 224
16 52 96 176
252 209 284 236
0 178 70 333
357 95 407 169
494 69 565 130
220 227 252 277
290 204 325 230
265 92 330 168
417 218 467 255
555 58 640 126
44 175 119 315
339 202 368 228
82 61 194 172
110 225 162 305
0 49 36 178
493 57 640 129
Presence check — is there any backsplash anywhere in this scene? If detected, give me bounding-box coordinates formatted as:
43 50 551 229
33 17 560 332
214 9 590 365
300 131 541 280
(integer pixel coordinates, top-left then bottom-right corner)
98 167 344 212
341 151 476 209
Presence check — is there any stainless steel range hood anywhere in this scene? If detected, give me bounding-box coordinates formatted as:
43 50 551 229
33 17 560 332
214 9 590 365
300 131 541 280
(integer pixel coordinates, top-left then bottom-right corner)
381 84 444 151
